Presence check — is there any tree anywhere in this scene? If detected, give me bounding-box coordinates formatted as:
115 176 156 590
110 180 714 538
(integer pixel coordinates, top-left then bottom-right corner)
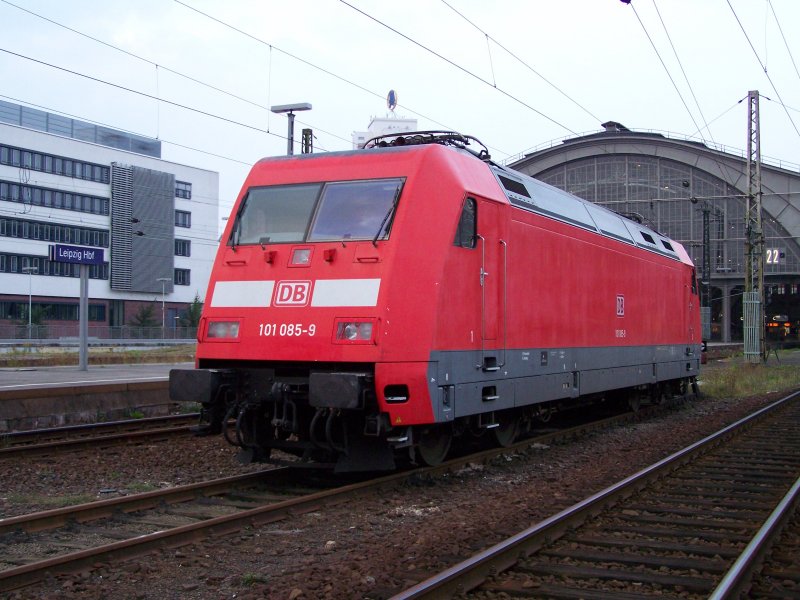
17 304 49 338
129 304 158 328
179 292 203 328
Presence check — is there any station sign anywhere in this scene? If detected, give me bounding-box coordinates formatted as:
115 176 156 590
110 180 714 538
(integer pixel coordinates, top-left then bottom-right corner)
48 244 105 266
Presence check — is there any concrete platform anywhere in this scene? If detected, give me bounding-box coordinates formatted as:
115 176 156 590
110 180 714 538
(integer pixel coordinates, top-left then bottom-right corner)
0 362 193 390
0 363 195 432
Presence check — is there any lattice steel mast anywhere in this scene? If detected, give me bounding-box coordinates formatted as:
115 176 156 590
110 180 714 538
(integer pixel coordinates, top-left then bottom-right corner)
743 90 765 362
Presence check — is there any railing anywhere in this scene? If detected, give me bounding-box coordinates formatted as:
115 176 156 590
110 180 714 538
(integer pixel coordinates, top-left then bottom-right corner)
0 323 197 342
501 128 800 173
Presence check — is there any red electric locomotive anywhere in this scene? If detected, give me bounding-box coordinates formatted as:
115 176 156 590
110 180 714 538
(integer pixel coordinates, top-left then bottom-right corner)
170 132 701 471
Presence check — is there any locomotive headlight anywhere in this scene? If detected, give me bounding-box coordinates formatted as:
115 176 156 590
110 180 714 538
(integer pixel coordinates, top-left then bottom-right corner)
358 322 373 339
206 320 241 339
334 319 377 344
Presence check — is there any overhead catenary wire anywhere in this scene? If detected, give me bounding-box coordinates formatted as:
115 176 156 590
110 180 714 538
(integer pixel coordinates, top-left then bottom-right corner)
4 0 501 157
0 47 305 146
623 1 704 139
0 92 255 170
767 0 800 84
688 97 747 139
0 0 274 115
726 0 800 139
0 1 355 152
624 1 752 190
439 0 602 125
336 0 579 137
4 0 575 160
1 2 797 197
171 0 463 142
651 0 713 142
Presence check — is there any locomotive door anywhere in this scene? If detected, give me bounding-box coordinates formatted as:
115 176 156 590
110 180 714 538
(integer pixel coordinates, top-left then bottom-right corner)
476 198 505 369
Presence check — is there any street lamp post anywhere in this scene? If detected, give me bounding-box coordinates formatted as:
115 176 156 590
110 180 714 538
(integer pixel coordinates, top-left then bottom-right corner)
157 277 171 339
270 103 312 155
21 266 37 339
690 195 724 342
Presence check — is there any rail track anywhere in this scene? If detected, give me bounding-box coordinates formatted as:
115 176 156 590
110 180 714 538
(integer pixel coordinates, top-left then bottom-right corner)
0 397 685 594
0 413 199 458
747 499 800 598
393 390 800 599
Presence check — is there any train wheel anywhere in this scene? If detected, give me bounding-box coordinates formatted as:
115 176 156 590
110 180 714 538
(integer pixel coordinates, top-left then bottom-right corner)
650 383 668 405
492 411 520 448
416 425 453 466
536 406 553 423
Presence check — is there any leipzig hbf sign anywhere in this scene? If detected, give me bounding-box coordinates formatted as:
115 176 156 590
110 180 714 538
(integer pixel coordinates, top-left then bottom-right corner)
48 243 105 266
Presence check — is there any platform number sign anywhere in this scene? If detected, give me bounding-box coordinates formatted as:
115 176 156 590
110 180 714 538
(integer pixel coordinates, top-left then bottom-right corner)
766 248 784 265
616 294 625 317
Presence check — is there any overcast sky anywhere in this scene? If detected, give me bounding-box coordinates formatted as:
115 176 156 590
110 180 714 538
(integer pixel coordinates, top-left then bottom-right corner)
1 0 799 220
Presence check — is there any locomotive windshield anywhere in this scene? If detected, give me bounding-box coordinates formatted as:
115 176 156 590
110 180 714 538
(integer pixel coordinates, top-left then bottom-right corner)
230 178 404 245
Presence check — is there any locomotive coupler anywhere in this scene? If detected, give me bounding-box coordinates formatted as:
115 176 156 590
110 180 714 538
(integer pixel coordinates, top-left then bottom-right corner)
310 408 347 454
269 382 299 432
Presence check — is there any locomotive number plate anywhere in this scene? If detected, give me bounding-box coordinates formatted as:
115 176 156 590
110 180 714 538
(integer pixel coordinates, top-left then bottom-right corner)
258 323 317 337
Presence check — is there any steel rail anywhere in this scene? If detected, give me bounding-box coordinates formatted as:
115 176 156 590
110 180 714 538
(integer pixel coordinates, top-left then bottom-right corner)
0 425 195 458
709 475 800 599
0 392 692 591
0 466 412 592
0 470 277 536
0 397 686 593
0 414 201 458
0 412 199 445
390 390 800 599
1 406 650 536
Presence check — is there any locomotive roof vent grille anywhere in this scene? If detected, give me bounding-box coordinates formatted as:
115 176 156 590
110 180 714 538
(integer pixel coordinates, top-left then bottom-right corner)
498 174 531 198
640 231 656 245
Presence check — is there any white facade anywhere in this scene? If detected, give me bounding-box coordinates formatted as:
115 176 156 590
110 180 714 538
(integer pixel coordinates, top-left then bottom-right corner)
0 103 219 332
352 116 418 149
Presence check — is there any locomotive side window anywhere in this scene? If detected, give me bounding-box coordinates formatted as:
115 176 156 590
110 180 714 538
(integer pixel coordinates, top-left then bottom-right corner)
309 178 403 242
453 197 477 249
232 183 320 245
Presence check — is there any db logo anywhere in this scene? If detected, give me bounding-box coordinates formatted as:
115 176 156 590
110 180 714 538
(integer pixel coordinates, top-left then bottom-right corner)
273 281 312 306
616 294 625 317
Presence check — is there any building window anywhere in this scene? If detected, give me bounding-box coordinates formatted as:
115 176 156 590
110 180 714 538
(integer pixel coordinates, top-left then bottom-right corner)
175 239 191 256
0 218 109 248
0 143 109 184
174 268 190 286
175 210 191 228
0 300 106 322
175 181 192 199
0 178 108 215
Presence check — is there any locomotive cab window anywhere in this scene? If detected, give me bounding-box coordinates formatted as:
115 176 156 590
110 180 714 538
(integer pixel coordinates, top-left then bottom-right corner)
309 178 403 242
453 197 477 248
230 178 404 246
232 183 320 245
